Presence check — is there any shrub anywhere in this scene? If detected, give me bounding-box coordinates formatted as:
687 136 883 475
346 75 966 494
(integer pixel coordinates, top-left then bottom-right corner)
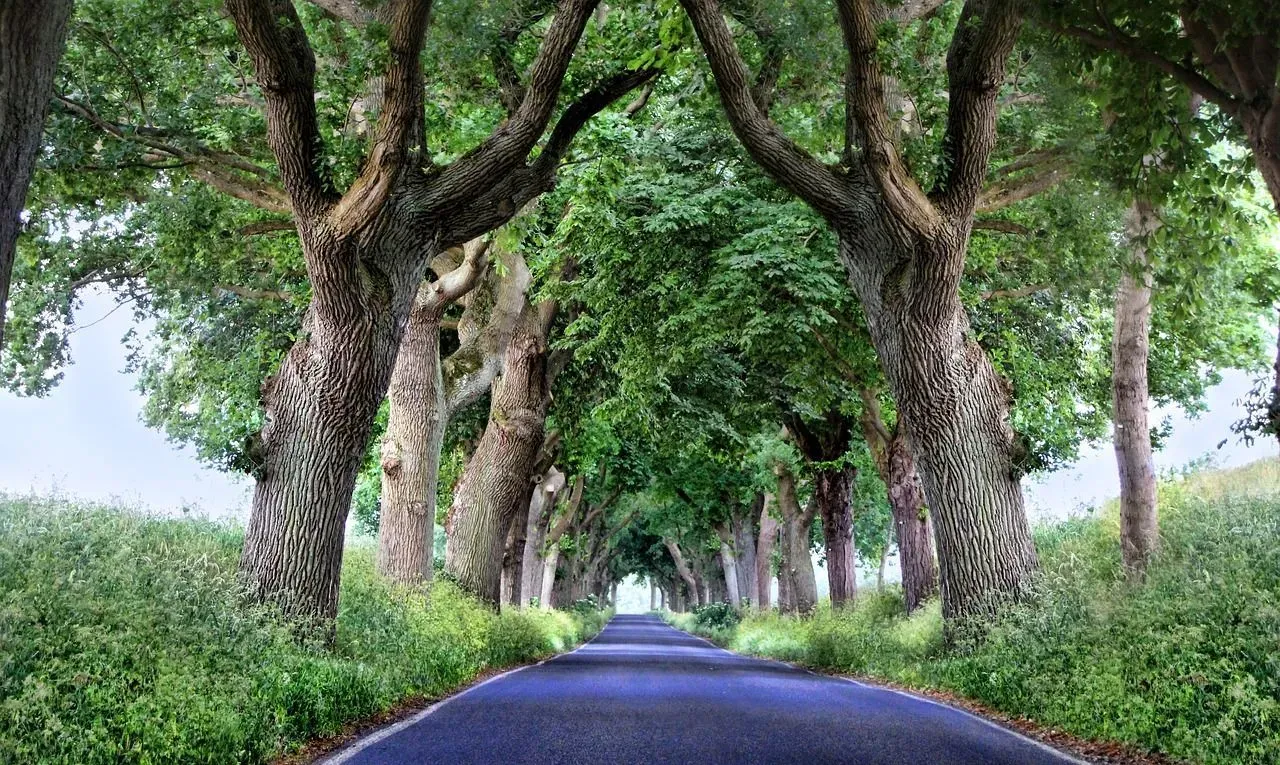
0 496 603 763
693 601 741 631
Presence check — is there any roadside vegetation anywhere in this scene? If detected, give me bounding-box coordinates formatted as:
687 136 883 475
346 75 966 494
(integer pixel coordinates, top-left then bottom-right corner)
665 460 1280 765
0 496 608 764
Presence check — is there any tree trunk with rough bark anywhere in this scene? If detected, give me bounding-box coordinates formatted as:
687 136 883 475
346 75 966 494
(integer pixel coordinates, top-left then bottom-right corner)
814 466 856 606
716 523 742 606
1113 198 1160 578
501 499 528 608
787 412 857 606
664 538 701 609
377 289 448 586
521 466 565 607
241 217 432 622
0 0 73 348
886 433 938 612
756 494 778 608
841 227 1038 621
776 467 817 614
377 246 528 586
733 499 759 607
444 309 549 605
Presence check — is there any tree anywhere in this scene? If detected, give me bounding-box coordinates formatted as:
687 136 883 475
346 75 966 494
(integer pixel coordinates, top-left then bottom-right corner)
221 0 648 621
681 0 1040 619
0 0 74 348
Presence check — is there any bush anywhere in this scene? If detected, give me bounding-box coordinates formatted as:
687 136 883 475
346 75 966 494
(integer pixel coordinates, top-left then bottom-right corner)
693 601 741 631
662 460 1280 765
0 496 604 763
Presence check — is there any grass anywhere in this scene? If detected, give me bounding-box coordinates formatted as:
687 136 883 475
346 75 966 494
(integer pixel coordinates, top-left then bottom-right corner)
0 496 608 764
665 458 1280 765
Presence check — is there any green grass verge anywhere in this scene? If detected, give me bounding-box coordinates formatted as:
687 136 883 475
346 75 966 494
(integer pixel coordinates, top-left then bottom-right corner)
665 459 1280 765
0 496 609 764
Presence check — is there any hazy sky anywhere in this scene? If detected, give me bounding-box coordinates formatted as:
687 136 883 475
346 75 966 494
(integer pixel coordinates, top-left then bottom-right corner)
0 291 1274 524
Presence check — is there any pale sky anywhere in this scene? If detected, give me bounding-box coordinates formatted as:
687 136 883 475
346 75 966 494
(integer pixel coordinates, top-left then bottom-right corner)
0 291 1274 526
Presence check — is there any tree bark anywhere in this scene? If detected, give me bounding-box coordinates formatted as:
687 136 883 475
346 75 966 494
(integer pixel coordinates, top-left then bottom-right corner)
376 289 448 586
501 496 529 608
664 538 701 609
732 499 759 607
716 523 741 607
0 0 74 348
521 466 565 606
814 466 857 606
776 467 817 614
786 413 857 606
1113 198 1160 578
444 308 549 605
886 433 938 612
377 246 527 586
756 493 779 608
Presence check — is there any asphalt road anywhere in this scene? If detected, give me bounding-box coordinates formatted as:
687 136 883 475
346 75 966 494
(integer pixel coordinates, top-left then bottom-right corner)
326 614 1082 765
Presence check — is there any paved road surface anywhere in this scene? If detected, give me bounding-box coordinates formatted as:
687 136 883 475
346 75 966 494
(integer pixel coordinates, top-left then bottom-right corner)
327 614 1081 765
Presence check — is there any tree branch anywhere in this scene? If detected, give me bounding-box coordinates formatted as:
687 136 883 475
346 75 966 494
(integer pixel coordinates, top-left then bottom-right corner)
679 0 854 221
224 0 332 217
424 0 599 213
836 0 940 235
932 0 1025 216
328 0 433 237
1058 22 1239 115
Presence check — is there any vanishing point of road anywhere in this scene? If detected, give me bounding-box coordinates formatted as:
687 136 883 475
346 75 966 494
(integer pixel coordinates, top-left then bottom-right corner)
326 614 1082 765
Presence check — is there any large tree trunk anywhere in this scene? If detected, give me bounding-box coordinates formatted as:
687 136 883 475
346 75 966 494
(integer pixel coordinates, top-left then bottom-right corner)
377 287 447 586
814 466 857 607
1113 199 1160 578
715 523 742 607
885 433 939 613
732 500 759 607
664 538 701 609
787 412 856 605
377 246 525 586
521 466 564 607
839 226 1038 621
776 467 817 614
444 309 549 605
0 0 73 348
242 269 415 622
540 545 561 608
756 494 778 608
500 500 528 608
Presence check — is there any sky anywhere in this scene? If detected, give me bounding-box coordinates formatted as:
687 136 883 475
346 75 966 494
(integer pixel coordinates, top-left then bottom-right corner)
0 291 1275 529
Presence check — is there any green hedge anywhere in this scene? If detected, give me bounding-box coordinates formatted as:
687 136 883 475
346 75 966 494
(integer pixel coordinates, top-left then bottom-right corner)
664 461 1280 765
0 497 607 763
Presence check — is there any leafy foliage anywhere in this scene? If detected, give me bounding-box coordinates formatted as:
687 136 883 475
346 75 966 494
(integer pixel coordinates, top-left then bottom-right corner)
0 496 606 763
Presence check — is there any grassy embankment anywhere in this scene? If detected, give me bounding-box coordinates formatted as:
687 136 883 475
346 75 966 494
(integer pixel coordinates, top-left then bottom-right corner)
0 497 608 763
666 459 1280 765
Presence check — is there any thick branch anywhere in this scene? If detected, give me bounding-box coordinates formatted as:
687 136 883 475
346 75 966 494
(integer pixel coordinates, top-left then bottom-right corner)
1059 23 1239 115
328 0 433 237
836 0 939 235
424 0 599 212
679 0 854 221
224 0 332 216
932 0 1024 216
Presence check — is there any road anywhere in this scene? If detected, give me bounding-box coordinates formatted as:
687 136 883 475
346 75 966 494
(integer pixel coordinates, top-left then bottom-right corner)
326 614 1082 765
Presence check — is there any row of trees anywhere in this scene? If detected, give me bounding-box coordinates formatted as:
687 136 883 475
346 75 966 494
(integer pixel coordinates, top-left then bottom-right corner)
2 0 1277 626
